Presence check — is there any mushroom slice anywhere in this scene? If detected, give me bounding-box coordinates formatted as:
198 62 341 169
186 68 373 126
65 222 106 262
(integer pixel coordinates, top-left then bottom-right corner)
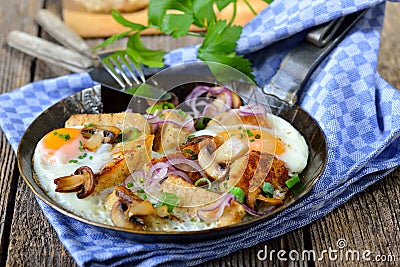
198 138 228 181
81 125 121 144
111 201 146 230
109 186 154 230
54 166 96 199
198 136 249 181
214 136 249 164
83 133 103 151
114 186 154 216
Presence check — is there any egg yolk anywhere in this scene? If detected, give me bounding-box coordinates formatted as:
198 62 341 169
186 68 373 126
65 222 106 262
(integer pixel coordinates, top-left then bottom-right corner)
39 128 86 165
42 128 83 150
217 128 285 155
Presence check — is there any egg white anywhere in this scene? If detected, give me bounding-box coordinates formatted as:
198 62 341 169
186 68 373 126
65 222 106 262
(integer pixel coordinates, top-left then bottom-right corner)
194 113 309 174
33 139 114 225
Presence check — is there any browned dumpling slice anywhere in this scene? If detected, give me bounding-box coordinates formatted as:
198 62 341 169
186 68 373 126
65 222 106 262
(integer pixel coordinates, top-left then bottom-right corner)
65 112 151 136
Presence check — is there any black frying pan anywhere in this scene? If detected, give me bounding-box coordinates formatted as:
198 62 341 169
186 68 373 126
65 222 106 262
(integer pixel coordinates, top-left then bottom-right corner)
17 10 367 242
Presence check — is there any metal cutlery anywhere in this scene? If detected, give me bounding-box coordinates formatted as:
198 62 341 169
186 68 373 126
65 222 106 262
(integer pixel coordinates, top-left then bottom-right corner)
7 9 170 100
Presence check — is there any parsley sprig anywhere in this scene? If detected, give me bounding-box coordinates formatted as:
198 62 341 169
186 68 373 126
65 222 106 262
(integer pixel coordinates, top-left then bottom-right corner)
95 0 273 80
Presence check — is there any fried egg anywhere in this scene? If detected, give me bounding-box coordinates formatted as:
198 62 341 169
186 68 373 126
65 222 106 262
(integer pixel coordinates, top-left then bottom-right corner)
33 128 113 224
193 113 309 174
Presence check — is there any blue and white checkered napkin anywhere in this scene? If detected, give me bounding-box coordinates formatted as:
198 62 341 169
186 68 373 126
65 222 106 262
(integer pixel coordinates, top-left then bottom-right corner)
1 0 400 266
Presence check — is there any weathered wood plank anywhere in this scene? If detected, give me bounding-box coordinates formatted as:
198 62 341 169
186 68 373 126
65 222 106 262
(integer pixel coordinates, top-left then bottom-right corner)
3 1 76 266
378 2 400 89
311 168 400 267
0 0 42 265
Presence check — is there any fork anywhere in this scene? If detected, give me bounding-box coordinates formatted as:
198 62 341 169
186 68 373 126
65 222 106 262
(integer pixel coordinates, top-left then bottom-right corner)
35 9 170 99
97 50 145 89
35 9 146 88
8 9 170 100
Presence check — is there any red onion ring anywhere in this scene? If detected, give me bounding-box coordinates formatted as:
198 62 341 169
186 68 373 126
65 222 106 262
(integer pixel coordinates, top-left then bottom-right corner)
186 85 234 118
197 193 235 223
239 104 266 116
165 157 207 178
144 109 195 131
167 169 192 183
147 162 169 182
240 203 276 216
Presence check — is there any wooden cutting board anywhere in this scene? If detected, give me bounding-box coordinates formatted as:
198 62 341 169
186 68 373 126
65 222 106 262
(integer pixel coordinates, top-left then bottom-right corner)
62 0 269 38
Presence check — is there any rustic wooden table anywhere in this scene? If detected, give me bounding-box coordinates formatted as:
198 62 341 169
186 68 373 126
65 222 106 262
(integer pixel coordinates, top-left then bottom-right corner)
0 1 399 266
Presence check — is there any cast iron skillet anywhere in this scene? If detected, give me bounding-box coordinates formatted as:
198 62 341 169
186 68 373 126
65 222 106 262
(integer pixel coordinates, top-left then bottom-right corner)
17 70 327 242
18 9 368 242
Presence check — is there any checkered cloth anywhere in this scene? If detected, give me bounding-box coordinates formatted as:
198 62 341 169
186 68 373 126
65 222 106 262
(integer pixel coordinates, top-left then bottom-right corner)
1 0 400 266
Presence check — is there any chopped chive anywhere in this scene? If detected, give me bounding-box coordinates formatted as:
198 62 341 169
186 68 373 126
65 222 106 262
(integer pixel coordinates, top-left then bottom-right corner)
255 134 261 139
58 133 71 140
53 131 58 135
137 189 145 193
89 156 93 160
250 139 255 142
187 134 195 139
78 153 87 159
126 182 133 188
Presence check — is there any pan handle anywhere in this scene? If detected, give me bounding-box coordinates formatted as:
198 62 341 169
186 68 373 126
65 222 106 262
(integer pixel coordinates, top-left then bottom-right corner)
263 8 368 105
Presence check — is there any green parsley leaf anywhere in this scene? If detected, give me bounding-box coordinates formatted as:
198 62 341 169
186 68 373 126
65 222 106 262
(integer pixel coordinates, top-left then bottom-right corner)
148 0 192 27
157 192 179 212
197 20 254 80
215 0 236 11
192 0 215 27
111 9 147 31
161 13 193 38
126 33 166 68
198 51 254 81
94 30 133 50
199 19 241 53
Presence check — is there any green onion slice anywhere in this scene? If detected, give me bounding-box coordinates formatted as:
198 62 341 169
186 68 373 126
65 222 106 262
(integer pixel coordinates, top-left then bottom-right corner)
195 177 212 190
146 102 175 114
195 116 211 130
285 174 300 189
262 182 274 197
229 187 246 203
